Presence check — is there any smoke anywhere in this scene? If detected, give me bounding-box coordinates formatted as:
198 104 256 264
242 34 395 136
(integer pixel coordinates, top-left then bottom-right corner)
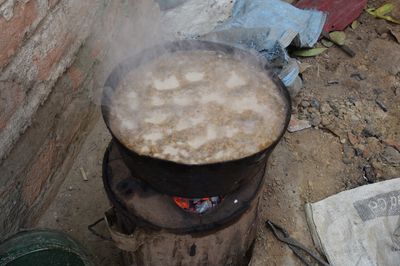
98 0 234 111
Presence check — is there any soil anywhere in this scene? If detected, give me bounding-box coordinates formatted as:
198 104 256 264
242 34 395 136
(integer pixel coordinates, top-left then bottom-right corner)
38 0 400 265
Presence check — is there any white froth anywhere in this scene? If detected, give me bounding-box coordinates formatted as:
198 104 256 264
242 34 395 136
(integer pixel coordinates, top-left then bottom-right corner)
144 113 169 124
226 71 246 88
151 96 165 106
173 95 192 106
225 126 239 138
175 115 205 131
176 120 191 131
153 75 179 90
207 125 217 140
163 145 180 156
233 96 266 114
200 92 225 104
143 131 163 142
120 120 137 131
188 135 208 149
185 72 205 82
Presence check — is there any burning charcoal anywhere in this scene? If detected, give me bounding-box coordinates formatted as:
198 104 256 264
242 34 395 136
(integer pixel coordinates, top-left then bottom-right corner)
196 200 213 214
173 196 223 214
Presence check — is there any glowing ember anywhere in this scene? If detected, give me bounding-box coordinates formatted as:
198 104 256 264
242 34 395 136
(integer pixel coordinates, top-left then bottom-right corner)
173 196 222 214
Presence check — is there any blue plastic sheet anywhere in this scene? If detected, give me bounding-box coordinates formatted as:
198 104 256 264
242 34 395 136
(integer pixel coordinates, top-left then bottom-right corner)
204 0 326 86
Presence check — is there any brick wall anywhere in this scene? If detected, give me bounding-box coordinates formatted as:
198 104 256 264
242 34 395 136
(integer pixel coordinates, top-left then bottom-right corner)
0 0 124 240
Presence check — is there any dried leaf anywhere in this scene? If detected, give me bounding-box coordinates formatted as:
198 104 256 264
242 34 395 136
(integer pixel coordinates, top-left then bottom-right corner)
329 31 346 45
321 39 334 48
292 48 328 57
367 3 400 24
351 20 360 29
390 29 400 43
299 62 312 73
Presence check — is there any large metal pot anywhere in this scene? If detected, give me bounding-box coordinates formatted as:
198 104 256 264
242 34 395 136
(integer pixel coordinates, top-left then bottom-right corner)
102 40 291 198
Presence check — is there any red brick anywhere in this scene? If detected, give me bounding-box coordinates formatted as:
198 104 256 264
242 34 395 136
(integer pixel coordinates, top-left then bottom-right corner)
35 35 74 81
22 140 56 206
48 0 61 9
67 65 84 90
0 82 25 131
90 40 103 59
0 0 37 68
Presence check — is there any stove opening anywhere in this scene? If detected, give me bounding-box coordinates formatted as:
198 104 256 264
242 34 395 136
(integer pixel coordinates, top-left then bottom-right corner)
173 196 223 214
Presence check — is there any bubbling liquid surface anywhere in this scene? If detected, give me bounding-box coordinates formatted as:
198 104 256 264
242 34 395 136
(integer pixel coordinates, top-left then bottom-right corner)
109 50 288 164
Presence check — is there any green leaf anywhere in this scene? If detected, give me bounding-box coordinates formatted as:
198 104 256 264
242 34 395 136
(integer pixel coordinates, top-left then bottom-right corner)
367 3 400 24
375 3 394 16
329 31 346 45
321 39 334 48
292 48 328 57
381 15 400 24
351 20 360 29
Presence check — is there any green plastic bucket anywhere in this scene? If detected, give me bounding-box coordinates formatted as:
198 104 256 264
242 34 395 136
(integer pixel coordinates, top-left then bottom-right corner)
0 230 94 266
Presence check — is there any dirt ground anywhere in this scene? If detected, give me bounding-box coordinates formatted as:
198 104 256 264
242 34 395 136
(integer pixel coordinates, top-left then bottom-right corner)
38 1 400 265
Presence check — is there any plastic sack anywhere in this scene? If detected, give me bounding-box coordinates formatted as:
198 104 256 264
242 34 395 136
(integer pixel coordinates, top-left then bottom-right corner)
204 0 326 86
306 178 400 266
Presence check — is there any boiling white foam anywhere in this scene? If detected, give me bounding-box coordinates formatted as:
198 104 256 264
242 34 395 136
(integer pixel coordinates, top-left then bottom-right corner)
110 50 287 164
153 75 179 90
226 71 246 88
185 71 205 82
143 131 163 142
144 113 169 124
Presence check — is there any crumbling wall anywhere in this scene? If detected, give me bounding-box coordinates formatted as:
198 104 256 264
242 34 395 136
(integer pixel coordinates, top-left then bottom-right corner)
0 0 124 240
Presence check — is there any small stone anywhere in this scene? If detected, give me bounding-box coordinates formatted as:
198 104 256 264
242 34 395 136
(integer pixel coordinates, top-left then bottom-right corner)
382 146 400 165
373 88 383 95
310 115 321 127
350 73 366 81
321 117 332 126
68 186 74 191
350 114 360 122
357 145 369 159
342 158 352 165
343 143 354 158
384 139 400 152
363 164 376 183
355 148 363 157
327 80 339 85
340 139 347 144
347 132 359 146
381 33 388 39
347 96 357 104
362 125 382 138
308 107 318 114
395 87 400 96
288 117 312 133
320 102 332 114
301 100 310 108
310 98 320 109
375 99 388 112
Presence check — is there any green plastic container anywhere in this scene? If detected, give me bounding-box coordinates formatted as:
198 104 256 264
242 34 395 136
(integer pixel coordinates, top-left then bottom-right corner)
0 230 94 266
